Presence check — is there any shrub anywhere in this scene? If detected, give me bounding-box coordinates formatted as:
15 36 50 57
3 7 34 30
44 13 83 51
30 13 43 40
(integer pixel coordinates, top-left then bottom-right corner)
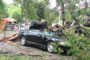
66 32 90 60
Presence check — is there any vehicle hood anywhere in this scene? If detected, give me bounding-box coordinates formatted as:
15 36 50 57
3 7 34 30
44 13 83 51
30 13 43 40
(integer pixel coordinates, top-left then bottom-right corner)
46 36 63 42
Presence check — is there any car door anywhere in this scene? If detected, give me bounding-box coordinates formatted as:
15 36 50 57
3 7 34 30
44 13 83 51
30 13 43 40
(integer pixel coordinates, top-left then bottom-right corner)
23 30 36 43
26 30 38 43
35 31 45 45
30 30 45 45
25 30 45 45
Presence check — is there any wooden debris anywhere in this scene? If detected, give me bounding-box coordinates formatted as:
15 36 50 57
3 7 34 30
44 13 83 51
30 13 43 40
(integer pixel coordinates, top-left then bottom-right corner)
0 33 19 42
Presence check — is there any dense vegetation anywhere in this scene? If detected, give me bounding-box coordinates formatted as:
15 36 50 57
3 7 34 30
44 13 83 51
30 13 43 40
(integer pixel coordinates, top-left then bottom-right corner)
65 28 90 60
0 0 8 18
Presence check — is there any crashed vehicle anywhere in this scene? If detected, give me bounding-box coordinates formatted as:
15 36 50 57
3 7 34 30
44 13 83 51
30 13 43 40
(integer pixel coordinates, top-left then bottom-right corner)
19 30 70 53
19 21 71 53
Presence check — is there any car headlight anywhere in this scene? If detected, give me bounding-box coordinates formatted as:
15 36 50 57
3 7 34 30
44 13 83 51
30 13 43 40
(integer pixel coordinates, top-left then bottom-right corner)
59 42 65 45
52 38 59 41
59 41 71 46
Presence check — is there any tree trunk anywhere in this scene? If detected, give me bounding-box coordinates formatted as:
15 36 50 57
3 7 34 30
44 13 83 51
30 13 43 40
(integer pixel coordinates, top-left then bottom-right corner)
61 2 65 25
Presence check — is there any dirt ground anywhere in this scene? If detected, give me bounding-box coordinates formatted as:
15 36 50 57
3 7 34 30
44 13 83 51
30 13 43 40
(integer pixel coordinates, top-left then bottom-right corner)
0 31 76 60
0 41 76 60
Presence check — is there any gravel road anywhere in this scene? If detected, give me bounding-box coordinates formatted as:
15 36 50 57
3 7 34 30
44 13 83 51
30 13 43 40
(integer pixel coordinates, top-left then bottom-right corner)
0 41 76 60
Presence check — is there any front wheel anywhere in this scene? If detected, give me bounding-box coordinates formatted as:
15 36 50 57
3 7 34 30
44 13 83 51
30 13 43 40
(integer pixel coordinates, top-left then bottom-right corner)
20 37 27 46
47 42 58 53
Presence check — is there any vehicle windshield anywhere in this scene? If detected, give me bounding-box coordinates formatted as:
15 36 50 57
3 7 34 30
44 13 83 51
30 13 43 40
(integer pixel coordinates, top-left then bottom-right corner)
44 32 56 37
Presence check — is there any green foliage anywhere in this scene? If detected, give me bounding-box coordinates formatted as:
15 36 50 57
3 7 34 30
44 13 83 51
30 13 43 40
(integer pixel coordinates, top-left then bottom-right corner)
66 32 90 60
28 3 39 20
13 0 22 5
44 9 58 25
7 5 21 17
13 12 22 23
0 0 8 18
49 42 63 53
5 0 90 24
50 42 59 53
57 0 89 24
37 3 45 19
21 0 39 20
6 4 23 22
0 55 32 60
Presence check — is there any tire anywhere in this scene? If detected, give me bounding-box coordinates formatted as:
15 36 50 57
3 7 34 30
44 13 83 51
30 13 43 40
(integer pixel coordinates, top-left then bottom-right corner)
47 42 58 53
20 36 27 46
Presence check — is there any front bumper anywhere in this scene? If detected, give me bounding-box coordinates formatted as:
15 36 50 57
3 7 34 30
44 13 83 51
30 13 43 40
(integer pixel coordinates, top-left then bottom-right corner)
59 45 70 51
58 41 71 51
58 41 71 46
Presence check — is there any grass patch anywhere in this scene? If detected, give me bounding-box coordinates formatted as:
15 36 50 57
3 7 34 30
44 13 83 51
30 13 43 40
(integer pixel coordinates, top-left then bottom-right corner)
0 54 45 60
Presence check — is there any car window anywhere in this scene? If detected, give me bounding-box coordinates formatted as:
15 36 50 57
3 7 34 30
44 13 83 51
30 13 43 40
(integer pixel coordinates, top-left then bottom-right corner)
44 32 56 37
29 30 42 35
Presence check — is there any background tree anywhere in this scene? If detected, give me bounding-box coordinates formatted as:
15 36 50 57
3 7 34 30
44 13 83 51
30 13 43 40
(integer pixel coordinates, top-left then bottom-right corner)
0 0 8 19
13 12 22 23
21 0 38 21
56 0 65 25
36 3 45 20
